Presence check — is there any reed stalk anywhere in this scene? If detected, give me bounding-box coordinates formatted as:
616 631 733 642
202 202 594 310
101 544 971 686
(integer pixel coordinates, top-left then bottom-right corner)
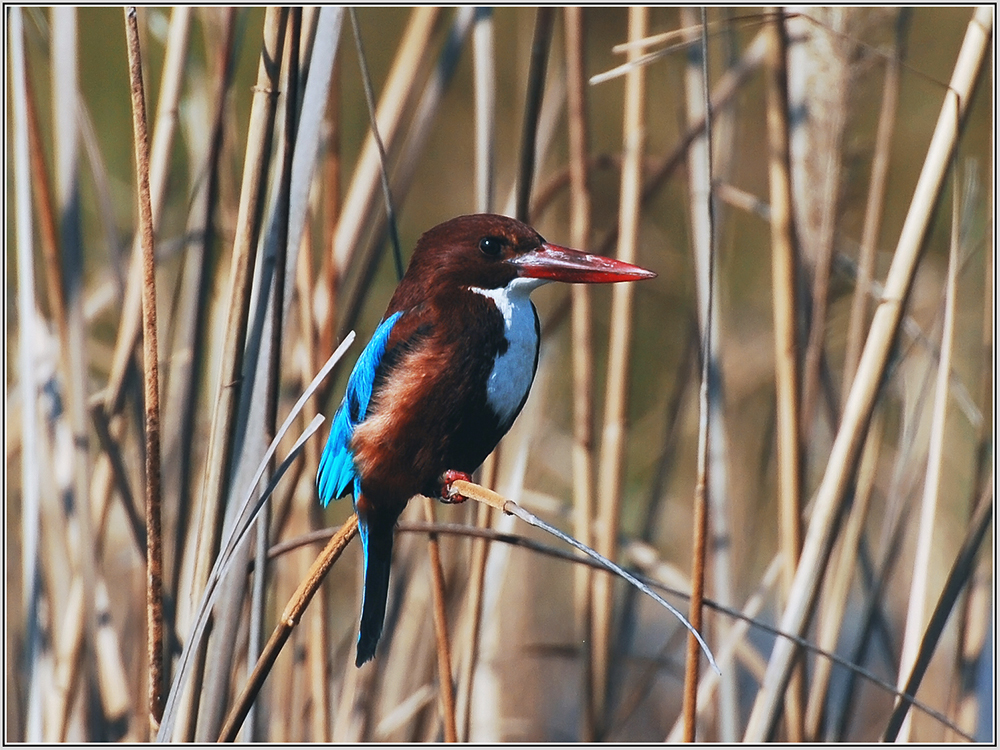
421 498 458 741
594 6 647 736
680 6 716 742
51 10 101 738
105 7 192 417
564 6 596 741
456 9 497 741
124 7 164 728
762 8 804 741
11 8 43 741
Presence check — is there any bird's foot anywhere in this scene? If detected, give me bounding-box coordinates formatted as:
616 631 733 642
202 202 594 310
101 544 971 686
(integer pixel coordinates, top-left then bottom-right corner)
439 470 472 503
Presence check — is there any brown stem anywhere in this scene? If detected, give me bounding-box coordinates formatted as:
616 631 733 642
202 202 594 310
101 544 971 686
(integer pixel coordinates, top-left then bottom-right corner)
124 5 164 729
763 7 805 741
422 498 458 742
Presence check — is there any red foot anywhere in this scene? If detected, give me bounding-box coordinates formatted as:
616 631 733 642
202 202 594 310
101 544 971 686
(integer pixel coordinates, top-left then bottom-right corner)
439 470 472 503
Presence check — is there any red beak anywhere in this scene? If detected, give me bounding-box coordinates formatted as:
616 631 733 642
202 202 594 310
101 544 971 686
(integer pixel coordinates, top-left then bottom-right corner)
512 243 656 283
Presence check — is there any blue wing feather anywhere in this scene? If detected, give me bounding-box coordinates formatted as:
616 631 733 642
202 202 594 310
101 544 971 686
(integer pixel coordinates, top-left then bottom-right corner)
316 311 403 507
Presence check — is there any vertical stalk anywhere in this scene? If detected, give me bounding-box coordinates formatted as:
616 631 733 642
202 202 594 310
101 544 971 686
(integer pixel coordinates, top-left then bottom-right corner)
457 8 496 741
422 498 458 742
564 5 595 741
51 8 99 736
11 7 42 741
124 6 164 730
105 7 193 416
681 7 716 742
763 7 805 741
593 5 647 736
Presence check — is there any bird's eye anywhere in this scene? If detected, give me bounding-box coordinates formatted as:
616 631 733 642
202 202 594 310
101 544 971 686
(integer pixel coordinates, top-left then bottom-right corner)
479 236 504 257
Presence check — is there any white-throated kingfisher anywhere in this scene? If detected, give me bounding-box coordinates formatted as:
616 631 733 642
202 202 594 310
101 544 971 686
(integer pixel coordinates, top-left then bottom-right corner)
317 214 655 666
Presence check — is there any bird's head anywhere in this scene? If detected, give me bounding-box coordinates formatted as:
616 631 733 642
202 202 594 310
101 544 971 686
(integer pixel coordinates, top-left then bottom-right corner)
397 214 656 301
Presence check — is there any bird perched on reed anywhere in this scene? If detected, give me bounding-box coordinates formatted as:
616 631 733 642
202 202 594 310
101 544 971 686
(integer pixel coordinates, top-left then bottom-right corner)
317 213 655 666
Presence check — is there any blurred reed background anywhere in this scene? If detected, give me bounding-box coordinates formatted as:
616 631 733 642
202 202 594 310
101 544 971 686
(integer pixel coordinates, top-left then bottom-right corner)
6 6 993 743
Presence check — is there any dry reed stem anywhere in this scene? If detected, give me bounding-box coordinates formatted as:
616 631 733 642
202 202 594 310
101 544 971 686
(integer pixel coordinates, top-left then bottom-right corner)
843 12 906 393
593 8 647 735
218 515 360 741
105 7 192 417
178 9 288 738
455 11 496 741
473 7 496 214
291 176 332 745
421 498 458 742
92 578 131 730
244 11 302 740
564 5 596 741
883 477 994 741
680 7 714 742
160 406 331 740
742 7 993 740
517 7 554 222
11 9 43 740
124 6 165 728
50 10 101 738
763 8 805 741
894 170 961 742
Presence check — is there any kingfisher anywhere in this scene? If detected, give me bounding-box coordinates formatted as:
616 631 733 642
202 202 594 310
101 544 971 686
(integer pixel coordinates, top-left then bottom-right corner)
317 213 655 666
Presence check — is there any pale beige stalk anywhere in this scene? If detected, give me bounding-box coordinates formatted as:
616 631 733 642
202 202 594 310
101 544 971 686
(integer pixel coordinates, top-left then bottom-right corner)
593 6 647 735
763 8 804 741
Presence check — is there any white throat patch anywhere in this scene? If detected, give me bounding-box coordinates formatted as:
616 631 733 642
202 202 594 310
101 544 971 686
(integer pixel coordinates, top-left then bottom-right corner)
468 278 544 425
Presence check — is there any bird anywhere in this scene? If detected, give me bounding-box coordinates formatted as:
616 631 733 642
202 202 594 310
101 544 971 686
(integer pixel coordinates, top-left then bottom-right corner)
317 213 656 666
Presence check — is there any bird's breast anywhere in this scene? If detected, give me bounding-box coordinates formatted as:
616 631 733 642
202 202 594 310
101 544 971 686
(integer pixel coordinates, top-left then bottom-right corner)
469 280 540 427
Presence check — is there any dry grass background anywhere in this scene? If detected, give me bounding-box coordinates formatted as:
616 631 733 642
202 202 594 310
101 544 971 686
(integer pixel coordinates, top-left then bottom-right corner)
6 6 994 743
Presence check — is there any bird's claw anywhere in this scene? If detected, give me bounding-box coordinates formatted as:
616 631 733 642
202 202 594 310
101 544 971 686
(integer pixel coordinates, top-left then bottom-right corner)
439 470 472 503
